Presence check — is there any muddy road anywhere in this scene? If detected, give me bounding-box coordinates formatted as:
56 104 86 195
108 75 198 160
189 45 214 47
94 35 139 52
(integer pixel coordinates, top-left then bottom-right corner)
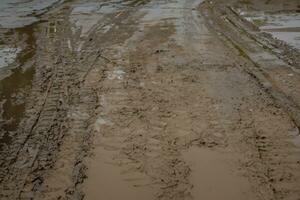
0 0 300 199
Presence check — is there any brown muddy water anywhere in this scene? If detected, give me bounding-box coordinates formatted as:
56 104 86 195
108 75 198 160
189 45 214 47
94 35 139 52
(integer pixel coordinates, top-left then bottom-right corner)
183 147 256 200
84 146 155 200
0 0 68 149
0 24 37 149
1 0 300 199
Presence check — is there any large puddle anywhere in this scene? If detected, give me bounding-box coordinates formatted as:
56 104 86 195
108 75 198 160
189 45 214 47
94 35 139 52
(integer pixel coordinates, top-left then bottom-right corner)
0 23 37 149
183 147 257 200
240 11 300 49
69 0 154 38
84 146 155 200
69 1 117 37
0 0 66 149
0 0 64 28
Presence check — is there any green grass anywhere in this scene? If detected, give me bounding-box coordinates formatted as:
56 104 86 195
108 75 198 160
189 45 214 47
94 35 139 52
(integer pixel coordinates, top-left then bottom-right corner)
252 18 268 26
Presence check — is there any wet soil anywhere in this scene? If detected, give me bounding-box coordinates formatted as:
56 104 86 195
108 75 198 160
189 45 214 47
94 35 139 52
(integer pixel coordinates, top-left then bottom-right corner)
0 0 300 200
0 23 37 149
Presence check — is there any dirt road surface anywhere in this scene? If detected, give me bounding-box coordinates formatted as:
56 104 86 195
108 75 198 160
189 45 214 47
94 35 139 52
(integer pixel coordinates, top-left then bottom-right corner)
0 0 300 200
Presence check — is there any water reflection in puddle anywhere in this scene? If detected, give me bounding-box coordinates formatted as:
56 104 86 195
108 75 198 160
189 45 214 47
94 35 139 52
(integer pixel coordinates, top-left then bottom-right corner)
69 2 117 37
0 0 64 28
241 11 300 49
0 47 20 69
68 0 149 37
0 23 37 149
290 135 300 148
288 128 300 148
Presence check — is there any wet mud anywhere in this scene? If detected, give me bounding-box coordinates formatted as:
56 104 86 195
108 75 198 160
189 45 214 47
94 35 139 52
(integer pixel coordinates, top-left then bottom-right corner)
0 23 37 149
0 0 300 200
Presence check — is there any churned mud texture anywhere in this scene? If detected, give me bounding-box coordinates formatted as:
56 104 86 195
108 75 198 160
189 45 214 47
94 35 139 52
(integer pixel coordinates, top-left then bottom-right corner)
0 0 300 200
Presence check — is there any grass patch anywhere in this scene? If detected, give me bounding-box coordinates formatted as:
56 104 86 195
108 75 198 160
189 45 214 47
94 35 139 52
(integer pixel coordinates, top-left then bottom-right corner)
252 18 268 26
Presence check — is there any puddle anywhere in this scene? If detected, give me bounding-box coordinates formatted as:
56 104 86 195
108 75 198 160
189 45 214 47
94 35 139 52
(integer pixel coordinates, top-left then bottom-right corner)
241 11 300 49
0 47 21 69
0 0 64 28
139 0 206 48
84 146 155 200
183 147 257 200
0 23 37 149
69 2 118 37
107 69 126 80
289 135 300 148
287 128 300 148
140 1 184 24
94 116 113 132
0 0 63 124
123 0 151 7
